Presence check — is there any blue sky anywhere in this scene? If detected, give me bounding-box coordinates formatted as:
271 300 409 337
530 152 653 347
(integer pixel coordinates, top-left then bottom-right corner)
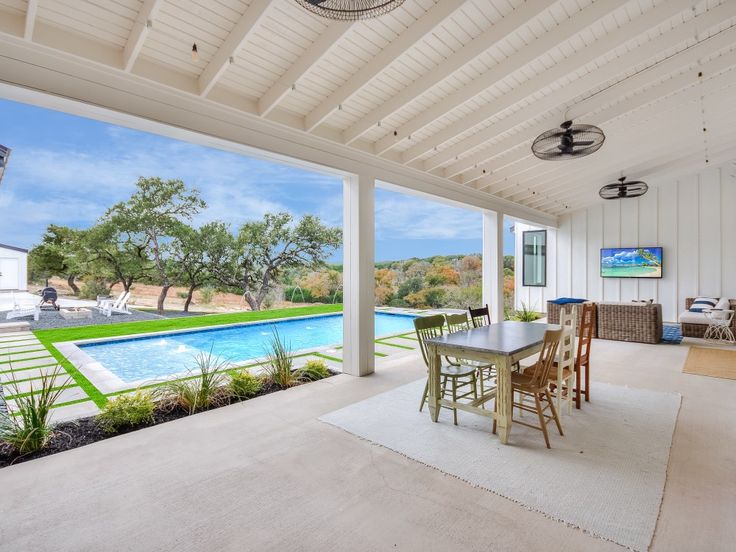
0 98 515 261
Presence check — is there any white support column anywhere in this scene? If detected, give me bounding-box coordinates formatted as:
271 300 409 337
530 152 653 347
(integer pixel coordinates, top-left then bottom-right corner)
482 210 505 323
343 173 375 376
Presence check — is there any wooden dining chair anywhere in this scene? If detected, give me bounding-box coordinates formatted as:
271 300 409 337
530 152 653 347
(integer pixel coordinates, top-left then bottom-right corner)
549 306 577 417
495 328 564 448
444 313 496 405
415 315 478 425
574 302 595 408
468 304 492 328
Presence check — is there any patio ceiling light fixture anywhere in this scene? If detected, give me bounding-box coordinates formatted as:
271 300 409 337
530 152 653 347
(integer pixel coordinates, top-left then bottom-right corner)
294 0 406 20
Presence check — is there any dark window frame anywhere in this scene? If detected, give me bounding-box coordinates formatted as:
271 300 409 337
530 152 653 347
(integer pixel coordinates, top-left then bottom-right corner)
522 229 547 287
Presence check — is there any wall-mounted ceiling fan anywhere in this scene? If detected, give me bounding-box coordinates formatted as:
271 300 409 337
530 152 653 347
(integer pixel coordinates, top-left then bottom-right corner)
531 120 605 160
599 176 648 200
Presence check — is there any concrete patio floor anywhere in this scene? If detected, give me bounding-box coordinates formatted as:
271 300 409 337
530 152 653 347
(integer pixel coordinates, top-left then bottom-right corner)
0 338 734 551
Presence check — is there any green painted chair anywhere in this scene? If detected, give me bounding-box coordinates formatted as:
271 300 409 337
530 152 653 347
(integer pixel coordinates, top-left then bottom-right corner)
414 314 477 425
444 313 497 404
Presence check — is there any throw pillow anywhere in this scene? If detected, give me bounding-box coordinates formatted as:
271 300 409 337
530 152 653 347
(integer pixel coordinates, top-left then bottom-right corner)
689 297 718 312
715 297 730 310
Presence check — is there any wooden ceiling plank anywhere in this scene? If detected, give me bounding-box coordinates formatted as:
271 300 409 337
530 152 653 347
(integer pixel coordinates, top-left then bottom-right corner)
424 0 698 173
303 0 465 132
258 20 353 117
343 0 553 146
450 1 736 184
198 0 275 97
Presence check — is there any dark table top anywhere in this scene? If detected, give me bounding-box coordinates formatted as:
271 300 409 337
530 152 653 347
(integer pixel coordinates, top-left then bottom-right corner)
424 321 560 356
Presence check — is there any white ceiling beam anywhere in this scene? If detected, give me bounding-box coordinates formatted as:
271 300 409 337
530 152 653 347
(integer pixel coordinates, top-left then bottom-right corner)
442 3 736 184
387 0 633 161
122 0 163 72
436 1 736 181
24 0 38 40
516 119 736 208
499 81 736 206
513 109 736 209
258 21 352 117
486 54 736 195
520 132 730 209
342 0 553 146
198 0 274 97
476 27 736 194
303 1 465 133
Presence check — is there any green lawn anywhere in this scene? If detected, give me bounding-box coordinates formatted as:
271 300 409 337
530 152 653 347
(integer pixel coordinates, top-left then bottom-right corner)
33 304 343 408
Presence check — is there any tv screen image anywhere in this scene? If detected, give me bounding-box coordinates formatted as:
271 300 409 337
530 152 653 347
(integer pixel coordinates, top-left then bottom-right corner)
600 247 663 278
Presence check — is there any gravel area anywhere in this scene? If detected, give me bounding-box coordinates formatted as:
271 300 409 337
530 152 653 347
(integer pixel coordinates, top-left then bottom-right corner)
0 308 163 331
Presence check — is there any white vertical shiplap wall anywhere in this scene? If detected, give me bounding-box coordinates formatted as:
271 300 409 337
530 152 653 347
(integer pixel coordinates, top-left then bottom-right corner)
554 162 736 322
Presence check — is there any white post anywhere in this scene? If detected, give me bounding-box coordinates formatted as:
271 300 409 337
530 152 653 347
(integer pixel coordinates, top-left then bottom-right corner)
342 173 375 376
482 210 505 323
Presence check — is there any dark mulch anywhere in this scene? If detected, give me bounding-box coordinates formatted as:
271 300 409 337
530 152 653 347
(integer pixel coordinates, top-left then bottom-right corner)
0 375 332 469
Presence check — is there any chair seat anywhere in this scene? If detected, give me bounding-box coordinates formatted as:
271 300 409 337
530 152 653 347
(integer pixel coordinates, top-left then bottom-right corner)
510 371 534 386
523 365 573 380
441 364 477 377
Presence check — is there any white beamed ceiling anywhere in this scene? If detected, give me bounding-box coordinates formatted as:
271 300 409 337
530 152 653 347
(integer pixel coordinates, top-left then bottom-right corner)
1 0 735 216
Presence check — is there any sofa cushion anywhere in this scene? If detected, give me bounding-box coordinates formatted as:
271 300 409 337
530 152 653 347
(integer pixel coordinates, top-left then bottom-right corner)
679 311 708 324
689 297 718 312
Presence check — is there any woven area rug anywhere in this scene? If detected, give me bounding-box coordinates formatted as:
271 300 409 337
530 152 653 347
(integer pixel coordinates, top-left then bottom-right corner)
321 380 680 551
683 346 736 379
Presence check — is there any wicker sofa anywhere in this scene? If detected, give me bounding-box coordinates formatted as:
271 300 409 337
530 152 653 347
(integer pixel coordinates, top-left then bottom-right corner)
596 302 663 344
679 298 736 338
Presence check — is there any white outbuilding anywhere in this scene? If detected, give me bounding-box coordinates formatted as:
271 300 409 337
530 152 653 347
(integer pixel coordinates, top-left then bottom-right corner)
0 243 28 291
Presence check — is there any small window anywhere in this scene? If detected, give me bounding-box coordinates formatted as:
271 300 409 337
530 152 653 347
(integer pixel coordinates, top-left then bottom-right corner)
522 230 546 287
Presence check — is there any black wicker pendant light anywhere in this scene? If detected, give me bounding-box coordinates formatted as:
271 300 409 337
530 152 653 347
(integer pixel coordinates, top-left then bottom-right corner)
294 0 406 20
599 176 648 200
531 120 605 160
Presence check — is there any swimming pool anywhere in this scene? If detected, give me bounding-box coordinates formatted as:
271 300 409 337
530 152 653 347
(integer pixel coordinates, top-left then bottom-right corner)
78 312 416 384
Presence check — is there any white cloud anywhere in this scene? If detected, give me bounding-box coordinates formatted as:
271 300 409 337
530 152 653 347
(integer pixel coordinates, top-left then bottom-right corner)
375 191 481 240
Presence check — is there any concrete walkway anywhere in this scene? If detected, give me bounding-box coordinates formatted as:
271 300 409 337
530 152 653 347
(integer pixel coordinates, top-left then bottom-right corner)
0 338 734 551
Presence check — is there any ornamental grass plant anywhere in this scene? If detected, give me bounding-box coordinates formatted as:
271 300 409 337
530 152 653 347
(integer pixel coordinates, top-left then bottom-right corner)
0 366 70 455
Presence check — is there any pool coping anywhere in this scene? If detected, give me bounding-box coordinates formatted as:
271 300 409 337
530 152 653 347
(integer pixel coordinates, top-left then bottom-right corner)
54 310 419 395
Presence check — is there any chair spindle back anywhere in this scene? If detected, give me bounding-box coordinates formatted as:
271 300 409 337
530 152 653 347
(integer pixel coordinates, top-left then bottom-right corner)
468 304 492 328
577 303 595 362
413 315 446 369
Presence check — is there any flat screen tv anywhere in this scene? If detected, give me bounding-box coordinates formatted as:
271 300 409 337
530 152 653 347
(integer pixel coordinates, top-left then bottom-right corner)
600 247 663 278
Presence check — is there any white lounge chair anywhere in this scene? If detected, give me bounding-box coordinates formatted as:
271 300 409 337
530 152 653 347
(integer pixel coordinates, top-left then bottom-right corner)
101 291 132 317
97 291 125 310
5 293 40 321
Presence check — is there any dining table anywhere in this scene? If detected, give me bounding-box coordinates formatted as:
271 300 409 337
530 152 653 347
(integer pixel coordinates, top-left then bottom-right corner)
423 321 560 444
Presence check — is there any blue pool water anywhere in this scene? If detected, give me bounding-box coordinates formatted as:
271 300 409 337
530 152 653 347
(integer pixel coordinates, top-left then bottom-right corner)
79 312 416 383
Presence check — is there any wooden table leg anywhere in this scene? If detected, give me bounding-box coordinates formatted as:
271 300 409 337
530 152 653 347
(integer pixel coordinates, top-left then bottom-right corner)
427 344 442 423
495 357 512 444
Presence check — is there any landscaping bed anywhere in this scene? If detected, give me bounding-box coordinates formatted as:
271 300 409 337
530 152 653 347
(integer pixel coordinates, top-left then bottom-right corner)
0 372 335 469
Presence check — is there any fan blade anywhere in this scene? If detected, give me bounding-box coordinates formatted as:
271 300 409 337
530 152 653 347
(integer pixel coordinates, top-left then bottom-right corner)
571 140 594 147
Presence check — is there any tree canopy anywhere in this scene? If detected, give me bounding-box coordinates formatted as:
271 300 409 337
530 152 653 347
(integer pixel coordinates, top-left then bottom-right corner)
210 212 342 311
